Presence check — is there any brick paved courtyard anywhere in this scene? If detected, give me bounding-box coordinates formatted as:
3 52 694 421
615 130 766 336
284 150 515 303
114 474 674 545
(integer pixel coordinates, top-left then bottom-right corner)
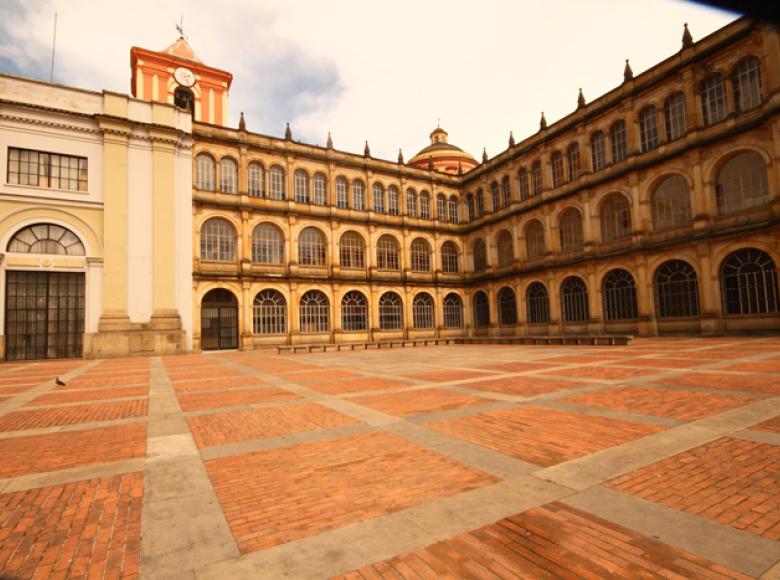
1 339 780 578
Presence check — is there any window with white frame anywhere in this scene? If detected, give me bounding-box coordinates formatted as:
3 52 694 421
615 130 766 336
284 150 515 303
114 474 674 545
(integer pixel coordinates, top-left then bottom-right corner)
591 132 606 172
559 208 584 252
448 196 459 224
441 241 459 273
412 293 434 329
376 235 400 270
501 176 511 207
312 173 327 205
294 169 309 203
220 158 237 193
7 147 88 192
298 227 326 266
733 56 763 113
715 151 769 215
701 74 727 126
335 177 348 208
491 181 500 211
406 188 417 217
664 92 687 141
387 185 399 215
639 106 660 152
531 161 543 195
379 292 403 330
437 194 447 221
419 191 431 219
351 179 365 210
248 163 264 197
372 183 384 213
269 165 285 200
339 231 365 269
567 143 580 181
253 290 287 334
518 167 530 200
299 290 329 333
195 154 215 190
252 223 284 264
410 238 431 272
551 151 565 187
610 121 627 164
200 218 235 261
652 175 692 229
341 291 368 331
525 220 546 259
601 194 632 242
442 293 463 328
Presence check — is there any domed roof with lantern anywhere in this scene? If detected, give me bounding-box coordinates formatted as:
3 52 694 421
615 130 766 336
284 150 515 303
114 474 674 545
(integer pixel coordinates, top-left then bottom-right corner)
408 126 478 174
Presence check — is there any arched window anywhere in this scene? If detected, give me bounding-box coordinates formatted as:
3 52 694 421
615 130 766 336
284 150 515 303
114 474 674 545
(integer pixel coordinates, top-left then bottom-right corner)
412 293 434 329
639 106 660 152
298 227 327 266
531 161 543 195
526 282 550 324
501 176 511 207
294 169 309 203
419 191 431 219
372 183 385 213
567 142 580 181
559 208 584 253
473 292 490 328
174 86 194 114
269 165 285 200
443 293 463 328
476 189 485 217
664 92 687 141
701 74 726 126
721 249 779 315
473 239 488 272
376 235 400 270
7 223 85 255
441 241 460 273
406 188 418 217
733 56 763 113
341 291 367 331
335 177 348 208
715 151 769 215
312 173 327 205
467 194 475 222
652 175 692 229
351 180 365 210
448 195 459 224
299 290 329 333
525 220 546 259
410 238 431 272
387 185 400 215
379 292 403 330
601 194 632 242
610 121 627 164
248 163 264 197
591 132 606 172
220 158 237 193
551 151 565 187
339 231 365 269
518 167 530 200
497 230 514 267
654 260 700 318
200 218 235 261
602 269 638 321
491 182 500 211
252 223 284 264
498 287 517 326
253 290 286 334
437 194 447 221
561 276 589 323
195 154 215 191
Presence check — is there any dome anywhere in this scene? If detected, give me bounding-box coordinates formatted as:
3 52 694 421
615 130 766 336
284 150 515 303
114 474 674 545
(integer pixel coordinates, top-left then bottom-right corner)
408 127 478 175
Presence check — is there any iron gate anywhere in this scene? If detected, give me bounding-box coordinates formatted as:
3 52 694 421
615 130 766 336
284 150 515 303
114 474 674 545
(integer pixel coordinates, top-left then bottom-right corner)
4 271 85 361
201 289 238 350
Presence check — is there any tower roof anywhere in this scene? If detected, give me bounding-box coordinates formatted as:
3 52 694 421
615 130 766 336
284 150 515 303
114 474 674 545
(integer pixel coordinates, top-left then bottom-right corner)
408 126 477 174
162 37 202 63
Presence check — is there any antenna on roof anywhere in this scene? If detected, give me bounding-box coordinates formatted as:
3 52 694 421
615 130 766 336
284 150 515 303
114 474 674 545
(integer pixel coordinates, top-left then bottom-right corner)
49 12 57 82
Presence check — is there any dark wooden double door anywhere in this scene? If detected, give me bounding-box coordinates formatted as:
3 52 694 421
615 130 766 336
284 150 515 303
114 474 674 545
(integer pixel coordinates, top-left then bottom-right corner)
201 289 238 350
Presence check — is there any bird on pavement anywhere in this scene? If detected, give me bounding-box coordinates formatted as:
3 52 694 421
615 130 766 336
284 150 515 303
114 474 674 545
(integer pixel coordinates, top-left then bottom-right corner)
55 377 66 386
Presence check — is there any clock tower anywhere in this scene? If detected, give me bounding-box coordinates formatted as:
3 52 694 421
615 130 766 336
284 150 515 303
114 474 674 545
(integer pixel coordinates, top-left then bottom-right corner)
130 37 233 126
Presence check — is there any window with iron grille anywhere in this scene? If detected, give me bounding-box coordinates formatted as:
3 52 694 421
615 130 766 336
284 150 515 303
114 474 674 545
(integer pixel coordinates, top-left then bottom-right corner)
387 186 399 215
531 161 543 195
601 194 632 242
200 218 235 261
269 165 285 200
602 269 638 321
473 239 488 272
610 121 627 164
476 190 485 217
526 282 550 324
299 290 329 333
448 196 459 224
498 287 517 326
654 260 700 318
652 175 691 230
664 92 687 142
376 235 400 270
410 238 431 272
561 276 589 323
406 188 417 217
220 158 237 193
567 143 580 181
294 169 309 203
379 292 403 330
194 154 215 190
491 181 500 211
733 56 763 113
339 231 365 269
559 208 584 253
248 163 264 197
419 191 431 219
352 180 365 210
341 291 368 331
721 249 779 315
253 289 287 334
412 293 434 329
525 220 545 259
639 106 660 152
591 132 606 172
701 74 726 126
501 176 511 207
715 151 769 215
252 223 284 264
551 151 565 187
441 241 459 273
443 293 463 328
518 168 530 200
474 292 490 328
437 194 447 221
336 177 348 208
298 227 326 266
7 223 85 255
372 183 384 213
497 231 514 267
312 173 327 205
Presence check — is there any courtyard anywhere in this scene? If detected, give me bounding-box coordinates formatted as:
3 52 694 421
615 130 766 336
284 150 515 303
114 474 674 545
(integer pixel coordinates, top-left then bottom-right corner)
0 338 779 579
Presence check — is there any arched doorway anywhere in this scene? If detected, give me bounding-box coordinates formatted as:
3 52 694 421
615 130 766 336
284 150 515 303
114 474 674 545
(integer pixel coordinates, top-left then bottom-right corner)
201 289 238 350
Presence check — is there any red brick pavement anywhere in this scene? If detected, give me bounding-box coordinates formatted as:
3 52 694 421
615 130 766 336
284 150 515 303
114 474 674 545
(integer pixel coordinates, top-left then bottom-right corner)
719 361 780 373
753 415 780 433
477 361 558 373
278 369 360 382
458 375 581 397
654 372 780 394
304 377 412 394
28 386 149 406
544 365 661 381
171 376 267 393
403 369 495 383
177 387 300 411
348 388 491 417
606 357 707 369
63 374 150 388
0 400 148 431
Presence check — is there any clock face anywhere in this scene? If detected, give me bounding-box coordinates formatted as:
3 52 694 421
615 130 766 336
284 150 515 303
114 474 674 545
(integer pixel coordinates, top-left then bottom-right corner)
174 67 195 87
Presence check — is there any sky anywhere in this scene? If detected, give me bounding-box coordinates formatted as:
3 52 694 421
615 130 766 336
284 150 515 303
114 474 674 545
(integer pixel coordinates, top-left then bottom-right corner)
0 0 738 162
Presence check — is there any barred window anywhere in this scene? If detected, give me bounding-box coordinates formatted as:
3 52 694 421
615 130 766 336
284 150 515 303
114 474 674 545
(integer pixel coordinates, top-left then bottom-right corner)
312 173 327 205
551 151 565 187
467 195 475 222
253 289 287 334
352 180 365 210
252 223 284 264
220 158 237 193
654 260 700 318
412 293 434 329
341 291 368 331
7 223 85 255
473 239 488 272
437 194 447 221
601 194 632 242
372 183 384 213
300 290 329 333
443 293 463 328
387 185 400 215
610 121 627 164
379 292 403 330
721 248 779 315
419 191 431 219
591 132 606 172
248 163 264 197
733 56 763 113
602 269 638 321
376 235 400 270
406 188 417 217
501 176 511 207
526 282 550 324
525 220 545 259
269 165 285 200
664 92 687 141
519 168 530 200
476 189 485 217
410 238 431 272
561 276 589 323
497 230 514 267
474 292 490 328
531 161 543 195
652 175 691 230
336 177 348 208
639 106 660 152
339 231 365 269
701 74 726 126
6 147 88 192
715 151 769 215
498 287 517 326
567 142 580 181
298 227 327 266
559 208 584 253
200 218 235 262
441 241 459 273
195 154 215 190
294 169 309 203
448 196 459 224
491 181 500 211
